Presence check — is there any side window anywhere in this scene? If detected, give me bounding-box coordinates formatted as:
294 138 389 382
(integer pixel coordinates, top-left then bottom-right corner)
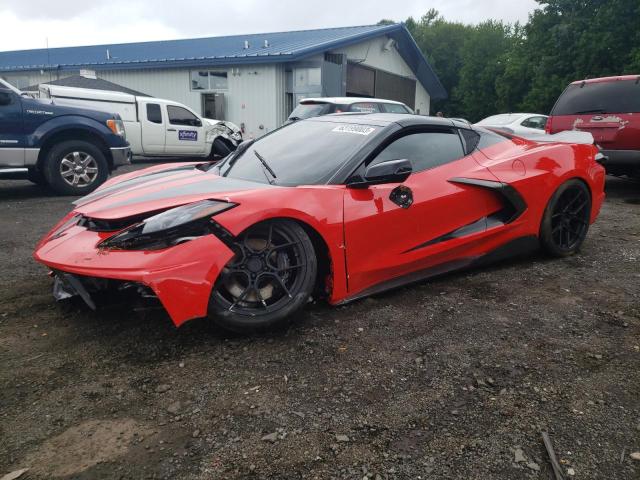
381 103 410 114
146 103 162 124
371 131 465 173
0 91 14 106
167 105 201 126
521 116 547 130
349 102 381 113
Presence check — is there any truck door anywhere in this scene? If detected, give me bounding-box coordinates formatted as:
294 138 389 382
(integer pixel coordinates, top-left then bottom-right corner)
139 101 166 155
164 104 206 155
0 89 25 166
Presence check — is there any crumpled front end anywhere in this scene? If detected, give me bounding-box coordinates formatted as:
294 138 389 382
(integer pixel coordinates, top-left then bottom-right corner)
33 215 235 326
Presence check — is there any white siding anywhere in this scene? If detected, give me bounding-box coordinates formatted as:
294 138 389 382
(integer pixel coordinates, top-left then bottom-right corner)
3 66 282 139
98 66 280 139
332 36 431 115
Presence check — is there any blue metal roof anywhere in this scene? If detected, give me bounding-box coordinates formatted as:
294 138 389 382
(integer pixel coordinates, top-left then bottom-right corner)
0 24 446 99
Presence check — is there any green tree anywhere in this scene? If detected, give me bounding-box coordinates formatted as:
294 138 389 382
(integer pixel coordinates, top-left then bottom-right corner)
382 1 640 118
454 21 515 121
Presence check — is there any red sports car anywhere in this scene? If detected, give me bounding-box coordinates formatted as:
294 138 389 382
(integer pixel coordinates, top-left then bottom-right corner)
34 114 606 332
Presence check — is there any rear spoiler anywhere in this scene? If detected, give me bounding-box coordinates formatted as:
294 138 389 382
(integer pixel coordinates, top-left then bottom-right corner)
518 130 595 145
517 130 607 163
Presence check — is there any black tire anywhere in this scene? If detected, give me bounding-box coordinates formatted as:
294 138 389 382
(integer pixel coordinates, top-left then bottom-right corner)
43 140 109 195
540 179 592 257
209 220 317 333
27 168 46 186
212 137 233 158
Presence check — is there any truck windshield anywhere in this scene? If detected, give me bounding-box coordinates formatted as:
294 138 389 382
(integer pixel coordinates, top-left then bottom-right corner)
217 120 381 186
552 80 640 115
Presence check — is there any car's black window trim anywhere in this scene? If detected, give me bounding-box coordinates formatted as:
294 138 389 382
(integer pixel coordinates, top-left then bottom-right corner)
339 125 466 185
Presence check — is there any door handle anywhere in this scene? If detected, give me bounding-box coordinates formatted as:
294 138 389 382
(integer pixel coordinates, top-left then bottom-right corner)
167 128 176 132
390 185 413 209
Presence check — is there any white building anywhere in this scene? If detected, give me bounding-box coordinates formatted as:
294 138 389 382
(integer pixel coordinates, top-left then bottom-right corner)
0 24 446 139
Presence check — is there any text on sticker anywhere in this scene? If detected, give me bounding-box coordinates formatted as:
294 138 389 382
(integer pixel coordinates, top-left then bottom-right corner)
332 125 376 136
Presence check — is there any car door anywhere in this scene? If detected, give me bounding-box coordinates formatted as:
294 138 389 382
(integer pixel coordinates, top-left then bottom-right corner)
164 104 206 155
343 127 503 296
0 89 25 166
138 101 166 155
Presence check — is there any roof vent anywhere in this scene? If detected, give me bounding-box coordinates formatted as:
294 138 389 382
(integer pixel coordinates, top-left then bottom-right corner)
263 40 269 48
243 40 250 49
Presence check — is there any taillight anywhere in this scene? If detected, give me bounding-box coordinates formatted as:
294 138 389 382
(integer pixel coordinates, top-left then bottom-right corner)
545 116 553 134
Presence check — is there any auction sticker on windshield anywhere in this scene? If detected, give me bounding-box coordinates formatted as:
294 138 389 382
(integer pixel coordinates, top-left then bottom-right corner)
331 125 376 136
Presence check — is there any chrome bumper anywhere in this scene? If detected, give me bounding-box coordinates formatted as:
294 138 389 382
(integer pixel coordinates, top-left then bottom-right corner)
110 146 131 167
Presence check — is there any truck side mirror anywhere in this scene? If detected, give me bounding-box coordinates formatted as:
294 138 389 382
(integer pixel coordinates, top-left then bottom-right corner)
0 91 13 106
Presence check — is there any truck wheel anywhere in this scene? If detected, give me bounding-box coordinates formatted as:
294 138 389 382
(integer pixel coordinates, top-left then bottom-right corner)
27 168 46 186
44 140 109 195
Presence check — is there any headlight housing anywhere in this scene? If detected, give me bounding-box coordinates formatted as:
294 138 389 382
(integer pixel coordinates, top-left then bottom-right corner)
99 200 236 250
107 119 126 139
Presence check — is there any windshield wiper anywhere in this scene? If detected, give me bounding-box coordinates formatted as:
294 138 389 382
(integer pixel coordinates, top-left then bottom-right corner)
254 150 277 183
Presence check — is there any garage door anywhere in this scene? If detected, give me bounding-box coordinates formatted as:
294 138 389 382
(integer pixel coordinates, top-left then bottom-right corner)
346 63 375 97
346 63 416 109
375 70 416 109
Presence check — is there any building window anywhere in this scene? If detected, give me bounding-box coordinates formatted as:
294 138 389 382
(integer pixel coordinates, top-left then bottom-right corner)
190 71 228 91
295 67 321 88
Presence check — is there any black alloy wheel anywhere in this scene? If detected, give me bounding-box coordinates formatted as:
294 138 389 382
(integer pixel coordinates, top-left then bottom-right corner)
209 220 317 332
540 179 592 257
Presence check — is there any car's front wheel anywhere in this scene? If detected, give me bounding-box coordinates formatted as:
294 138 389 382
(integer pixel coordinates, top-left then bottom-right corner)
209 220 317 333
539 179 592 257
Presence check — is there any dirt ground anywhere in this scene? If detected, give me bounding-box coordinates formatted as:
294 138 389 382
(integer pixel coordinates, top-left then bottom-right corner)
1 164 639 480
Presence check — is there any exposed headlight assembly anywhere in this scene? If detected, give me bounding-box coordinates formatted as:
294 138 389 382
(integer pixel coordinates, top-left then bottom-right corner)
206 123 231 142
99 200 236 250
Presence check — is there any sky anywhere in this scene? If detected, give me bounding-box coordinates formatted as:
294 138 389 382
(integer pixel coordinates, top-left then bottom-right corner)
0 0 539 52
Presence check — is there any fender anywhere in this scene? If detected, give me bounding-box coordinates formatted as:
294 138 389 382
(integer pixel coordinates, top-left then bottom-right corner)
27 114 127 149
212 187 348 301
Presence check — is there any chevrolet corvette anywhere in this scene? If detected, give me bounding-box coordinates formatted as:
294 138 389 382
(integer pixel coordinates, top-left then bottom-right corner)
34 114 606 332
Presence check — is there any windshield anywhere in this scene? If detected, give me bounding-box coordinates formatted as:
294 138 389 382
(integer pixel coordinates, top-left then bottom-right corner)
477 114 522 125
217 120 381 186
551 80 640 115
288 102 332 120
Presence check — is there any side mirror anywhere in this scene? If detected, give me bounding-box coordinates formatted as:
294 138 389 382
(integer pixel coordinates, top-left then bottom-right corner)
193 119 202 127
347 158 412 188
0 91 13 106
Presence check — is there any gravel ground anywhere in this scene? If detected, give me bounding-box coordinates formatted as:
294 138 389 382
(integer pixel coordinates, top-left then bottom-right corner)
1 164 639 480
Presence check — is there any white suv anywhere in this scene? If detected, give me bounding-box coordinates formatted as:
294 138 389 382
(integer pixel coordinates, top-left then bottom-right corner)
287 97 413 123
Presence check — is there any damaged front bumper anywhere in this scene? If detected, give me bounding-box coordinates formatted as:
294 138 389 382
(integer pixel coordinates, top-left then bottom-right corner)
34 225 235 326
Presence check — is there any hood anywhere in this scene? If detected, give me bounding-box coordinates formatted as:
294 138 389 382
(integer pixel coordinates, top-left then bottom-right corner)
21 96 117 121
73 164 275 220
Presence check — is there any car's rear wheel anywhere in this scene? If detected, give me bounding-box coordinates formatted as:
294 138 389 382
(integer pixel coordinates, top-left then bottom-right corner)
209 220 317 333
540 179 591 257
